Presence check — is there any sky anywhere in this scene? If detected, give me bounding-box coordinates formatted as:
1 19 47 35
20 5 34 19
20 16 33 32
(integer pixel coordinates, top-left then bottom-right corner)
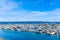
0 0 60 22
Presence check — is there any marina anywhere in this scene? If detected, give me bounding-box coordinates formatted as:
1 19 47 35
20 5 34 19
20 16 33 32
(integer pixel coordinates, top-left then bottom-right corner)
0 22 60 40
0 30 60 40
0 22 60 36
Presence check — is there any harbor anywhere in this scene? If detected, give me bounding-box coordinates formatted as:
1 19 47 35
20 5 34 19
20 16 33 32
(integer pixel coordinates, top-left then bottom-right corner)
0 22 60 36
0 22 60 40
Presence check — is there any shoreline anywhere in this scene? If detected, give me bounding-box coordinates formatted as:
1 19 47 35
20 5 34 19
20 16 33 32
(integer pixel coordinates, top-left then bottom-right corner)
0 23 60 36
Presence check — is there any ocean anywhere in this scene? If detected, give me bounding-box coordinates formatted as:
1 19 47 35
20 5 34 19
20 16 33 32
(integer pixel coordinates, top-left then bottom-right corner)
0 22 60 40
0 21 60 24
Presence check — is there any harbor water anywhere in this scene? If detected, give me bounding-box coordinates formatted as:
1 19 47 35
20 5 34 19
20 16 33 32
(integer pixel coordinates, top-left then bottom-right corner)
0 30 60 40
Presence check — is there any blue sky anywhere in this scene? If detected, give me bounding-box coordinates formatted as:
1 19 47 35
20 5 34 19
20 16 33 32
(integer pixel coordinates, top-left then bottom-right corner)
0 0 60 21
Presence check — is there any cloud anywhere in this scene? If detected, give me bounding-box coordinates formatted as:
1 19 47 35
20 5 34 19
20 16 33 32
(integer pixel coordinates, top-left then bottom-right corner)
0 0 60 22
0 0 19 11
0 8 60 22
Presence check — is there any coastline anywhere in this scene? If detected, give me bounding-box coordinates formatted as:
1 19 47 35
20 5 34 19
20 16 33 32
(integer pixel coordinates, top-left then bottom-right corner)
0 22 60 36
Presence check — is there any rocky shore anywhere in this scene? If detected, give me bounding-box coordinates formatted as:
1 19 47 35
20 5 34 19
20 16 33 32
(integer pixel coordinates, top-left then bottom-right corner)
0 23 60 36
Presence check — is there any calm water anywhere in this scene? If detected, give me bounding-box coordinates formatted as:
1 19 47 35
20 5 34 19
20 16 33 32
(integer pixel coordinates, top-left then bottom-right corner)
0 30 60 40
0 22 60 24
